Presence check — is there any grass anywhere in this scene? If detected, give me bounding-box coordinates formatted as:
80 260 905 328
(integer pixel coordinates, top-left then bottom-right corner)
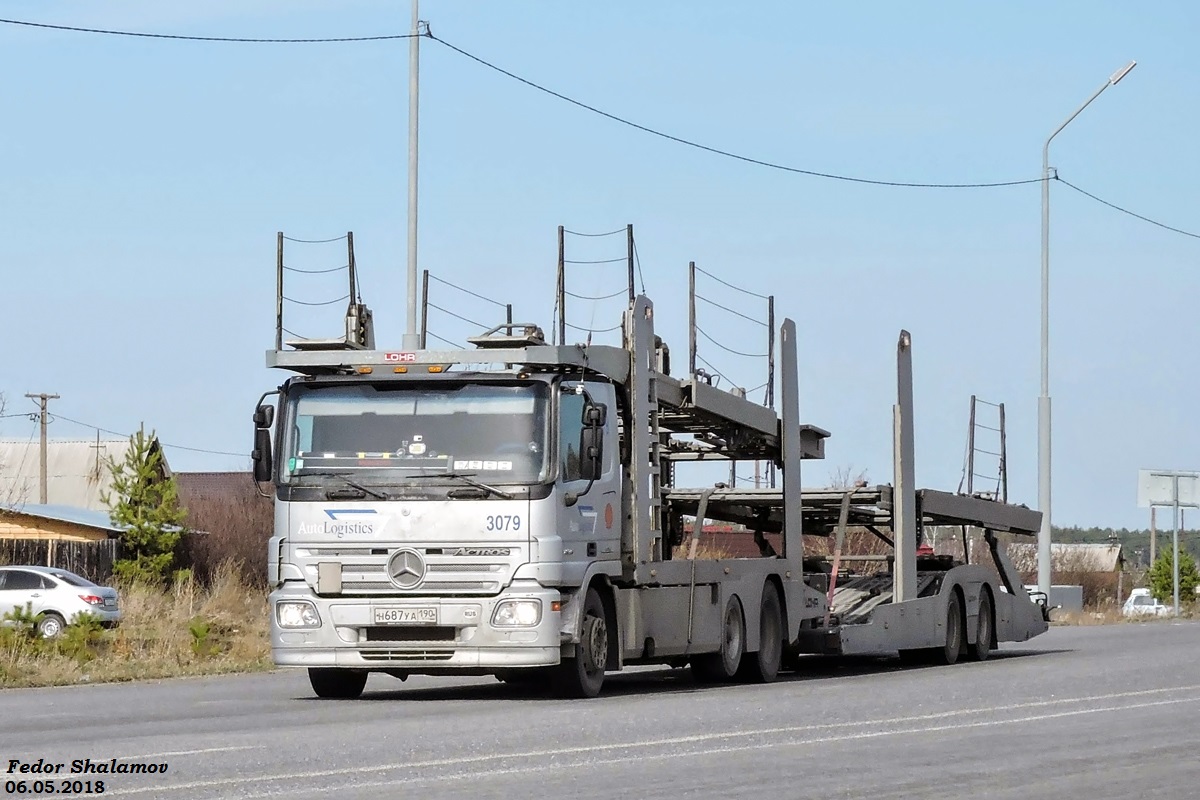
0 562 271 689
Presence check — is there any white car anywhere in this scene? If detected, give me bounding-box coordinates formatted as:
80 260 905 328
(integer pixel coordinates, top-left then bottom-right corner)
1122 588 1172 618
0 565 121 637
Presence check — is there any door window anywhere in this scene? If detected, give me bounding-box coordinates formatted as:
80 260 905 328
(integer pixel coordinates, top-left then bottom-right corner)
559 391 586 482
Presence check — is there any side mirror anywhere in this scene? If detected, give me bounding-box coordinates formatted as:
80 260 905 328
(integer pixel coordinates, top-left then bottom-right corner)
578 427 603 482
583 402 607 427
252 428 273 483
254 404 275 430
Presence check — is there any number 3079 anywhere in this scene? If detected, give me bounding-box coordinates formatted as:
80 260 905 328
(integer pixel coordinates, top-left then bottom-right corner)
485 515 522 531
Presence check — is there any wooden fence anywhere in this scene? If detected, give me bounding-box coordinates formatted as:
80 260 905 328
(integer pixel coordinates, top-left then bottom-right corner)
0 538 120 582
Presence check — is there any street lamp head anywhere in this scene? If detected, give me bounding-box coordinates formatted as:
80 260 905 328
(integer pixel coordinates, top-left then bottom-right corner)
1109 60 1137 85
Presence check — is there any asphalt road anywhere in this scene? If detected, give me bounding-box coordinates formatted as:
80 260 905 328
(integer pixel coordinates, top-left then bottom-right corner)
4 622 1199 800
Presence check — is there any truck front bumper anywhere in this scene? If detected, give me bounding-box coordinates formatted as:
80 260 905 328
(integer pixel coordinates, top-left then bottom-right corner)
270 582 562 671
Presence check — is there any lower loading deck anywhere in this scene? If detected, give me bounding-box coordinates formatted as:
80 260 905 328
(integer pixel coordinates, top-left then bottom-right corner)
663 484 1049 656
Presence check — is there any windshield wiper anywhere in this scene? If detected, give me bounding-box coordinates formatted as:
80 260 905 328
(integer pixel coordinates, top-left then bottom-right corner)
412 471 514 500
303 472 390 500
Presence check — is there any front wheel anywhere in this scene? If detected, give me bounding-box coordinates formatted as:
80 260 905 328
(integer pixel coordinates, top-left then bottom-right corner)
308 668 368 699
553 588 608 698
934 591 965 666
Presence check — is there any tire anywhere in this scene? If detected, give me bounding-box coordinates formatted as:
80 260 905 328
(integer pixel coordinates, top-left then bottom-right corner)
692 595 746 683
934 590 965 666
308 668 368 699
553 588 608 698
737 582 784 683
37 612 66 639
968 591 994 662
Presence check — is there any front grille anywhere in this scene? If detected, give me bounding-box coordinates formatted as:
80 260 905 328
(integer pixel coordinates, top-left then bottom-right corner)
360 649 455 662
335 559 511 595
364 626 456 642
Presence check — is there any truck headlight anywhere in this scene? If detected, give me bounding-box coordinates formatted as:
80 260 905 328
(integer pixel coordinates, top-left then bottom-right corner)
276 600 321 629
491 599 542 627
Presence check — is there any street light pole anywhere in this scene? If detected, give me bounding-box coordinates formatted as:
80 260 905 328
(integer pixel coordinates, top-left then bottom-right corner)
1037 60 1136 598
403 0 423 350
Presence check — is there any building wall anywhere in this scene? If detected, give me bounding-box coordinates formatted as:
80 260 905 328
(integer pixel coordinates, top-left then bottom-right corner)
0 516 110 542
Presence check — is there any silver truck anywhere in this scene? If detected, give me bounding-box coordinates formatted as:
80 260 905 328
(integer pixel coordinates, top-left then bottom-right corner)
254 239 1049 699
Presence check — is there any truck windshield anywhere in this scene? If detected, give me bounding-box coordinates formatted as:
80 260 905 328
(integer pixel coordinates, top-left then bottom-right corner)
281 382 549 484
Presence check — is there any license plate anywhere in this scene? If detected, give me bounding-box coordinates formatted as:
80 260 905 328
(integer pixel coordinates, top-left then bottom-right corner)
373 607 437 625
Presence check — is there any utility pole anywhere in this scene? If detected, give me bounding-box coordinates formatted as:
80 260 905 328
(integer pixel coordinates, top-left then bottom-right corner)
403 0 423 350
1149 506 1156 565
24 393 59 504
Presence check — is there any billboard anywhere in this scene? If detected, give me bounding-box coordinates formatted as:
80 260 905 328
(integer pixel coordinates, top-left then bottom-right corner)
1137 470 1200 509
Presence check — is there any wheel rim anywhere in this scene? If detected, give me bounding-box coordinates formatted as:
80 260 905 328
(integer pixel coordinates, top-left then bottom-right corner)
42 618 61 637
582 613 607 674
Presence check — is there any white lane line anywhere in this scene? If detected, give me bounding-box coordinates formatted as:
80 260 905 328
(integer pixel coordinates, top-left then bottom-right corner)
112 746 263 760
101 687 1200 797
229 697 1200 798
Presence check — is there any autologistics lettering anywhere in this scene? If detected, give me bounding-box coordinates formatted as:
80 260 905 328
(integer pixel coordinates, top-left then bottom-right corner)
297 520 377 537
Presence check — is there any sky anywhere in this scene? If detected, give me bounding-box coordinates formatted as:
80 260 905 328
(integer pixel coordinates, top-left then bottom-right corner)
0 1 1196 530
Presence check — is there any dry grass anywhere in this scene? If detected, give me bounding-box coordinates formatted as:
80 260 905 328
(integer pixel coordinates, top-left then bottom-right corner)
0 561 270 688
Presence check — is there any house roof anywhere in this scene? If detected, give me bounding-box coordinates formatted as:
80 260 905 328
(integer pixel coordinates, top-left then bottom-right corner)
0 437 169 512
0 503 124 535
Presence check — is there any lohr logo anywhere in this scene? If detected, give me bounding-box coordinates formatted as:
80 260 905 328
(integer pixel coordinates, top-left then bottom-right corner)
384 352 416 363
297 509 383 538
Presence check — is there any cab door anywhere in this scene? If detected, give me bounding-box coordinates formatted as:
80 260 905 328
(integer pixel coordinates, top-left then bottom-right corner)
556 382 620 580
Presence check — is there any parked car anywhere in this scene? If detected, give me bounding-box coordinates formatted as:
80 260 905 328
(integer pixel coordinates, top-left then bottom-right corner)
1122 588 1172 619
0 566 121 637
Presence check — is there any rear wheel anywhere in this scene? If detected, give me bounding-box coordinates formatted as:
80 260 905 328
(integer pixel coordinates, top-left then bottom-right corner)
37 612 66 639
308 668 368 699
969 591 994 662
553 588 607 698
738 583 783 683
934 591 965 666
692 596 745 683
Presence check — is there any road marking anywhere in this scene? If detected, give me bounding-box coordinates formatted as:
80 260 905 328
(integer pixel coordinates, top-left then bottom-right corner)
102 685 1200 797
112 746 262 760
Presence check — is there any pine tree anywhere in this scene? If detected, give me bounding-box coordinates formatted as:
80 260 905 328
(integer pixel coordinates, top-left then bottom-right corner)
1147 548 1199 606
102 425 187 584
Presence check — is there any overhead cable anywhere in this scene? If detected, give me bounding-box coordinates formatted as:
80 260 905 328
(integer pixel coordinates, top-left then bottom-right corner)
282 264 348 275
428 34 1041 190
0 17 420 43
696 293 768 327
1056 177 1200 241
283 294 350 307
428 273 510 308
49 413 246 458
694 265 770 300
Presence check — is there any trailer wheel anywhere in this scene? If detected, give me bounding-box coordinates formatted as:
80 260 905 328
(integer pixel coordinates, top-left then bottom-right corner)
553 587 607 698
308 668 367 699
935 590 965 666
692 595 745 683
969 591 994 662
737 582 783 683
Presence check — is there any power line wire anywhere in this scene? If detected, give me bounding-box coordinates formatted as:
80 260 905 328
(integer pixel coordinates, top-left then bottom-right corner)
565 288 627 301
1055 176 1200 241
425 331 465 349
428 34 1041 190
427 302 488 329
632 237 647 294
0 17 420 43
564 256 626 265
49 414 246 458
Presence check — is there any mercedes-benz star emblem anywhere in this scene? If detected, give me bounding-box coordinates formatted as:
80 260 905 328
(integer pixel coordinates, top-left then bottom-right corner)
387 548 426 590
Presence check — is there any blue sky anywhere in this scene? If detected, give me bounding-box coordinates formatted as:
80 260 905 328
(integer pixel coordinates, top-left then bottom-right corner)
1 1 1196 529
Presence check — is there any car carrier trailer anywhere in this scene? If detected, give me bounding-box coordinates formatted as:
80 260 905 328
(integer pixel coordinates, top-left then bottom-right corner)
254 235 1049 699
